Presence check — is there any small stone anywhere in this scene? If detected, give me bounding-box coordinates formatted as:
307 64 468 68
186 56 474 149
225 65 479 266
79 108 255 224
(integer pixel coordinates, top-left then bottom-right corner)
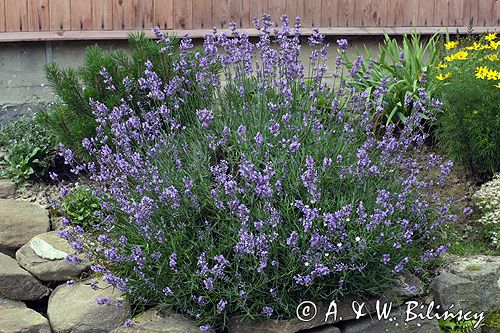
16 231 89 281
0 199 50 257
0 252 51 301
0 179 16 198
111 307 215 333
47 278 131 333
0 298 52 333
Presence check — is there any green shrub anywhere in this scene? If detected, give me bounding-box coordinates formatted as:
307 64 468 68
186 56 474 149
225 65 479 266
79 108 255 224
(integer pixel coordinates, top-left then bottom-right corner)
343 32 441 129
38 32 214 160
60 185 101 231
58 18 456 330
433 33 500 179
0 116 57 183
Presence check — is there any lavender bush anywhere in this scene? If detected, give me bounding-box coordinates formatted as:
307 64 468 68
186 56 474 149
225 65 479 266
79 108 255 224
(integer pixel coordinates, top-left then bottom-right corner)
58 15 456 330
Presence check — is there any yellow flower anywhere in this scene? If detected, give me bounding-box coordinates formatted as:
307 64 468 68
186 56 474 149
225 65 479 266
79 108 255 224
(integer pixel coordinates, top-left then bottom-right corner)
495 82 500 89
487 54 499 61
490 41 500 50
444 55 455 62
466 42 482 51
454 50 469 60
475 66 489 79
473 110 479 115
436 73 451 80
444 41 459 50
480 44 492 50
487 69 499 80
436 63 448 69
485 32 498 42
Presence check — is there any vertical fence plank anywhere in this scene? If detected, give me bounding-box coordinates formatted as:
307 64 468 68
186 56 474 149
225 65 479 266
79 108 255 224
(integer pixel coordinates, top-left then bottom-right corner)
432 0 448 26
116 0 154 30
249 0 268 24
399 0 420 26
267 0 286 23
354 0 388 27
153 0 173 30
230 0 250 28
28 0 49 31
92 0 112 30
416 0 432 26
448 0 464 26
392 0 404 26
112 0 124 29
212 0 228 28
0 0 5 32
321 0 338 27
338 0 354 26
192 0 213 29
71 0 93 30
286 0 303 24
5 0 28 31
49 0 70 30
477 0 493 26
303 0 322 27
463 0 480 26
493 0 500 26
173 0 192 29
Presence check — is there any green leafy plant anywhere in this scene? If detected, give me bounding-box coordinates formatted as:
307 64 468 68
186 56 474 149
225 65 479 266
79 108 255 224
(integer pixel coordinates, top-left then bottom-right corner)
344 32 441 129
60 185 101 230
439 318 481 333
432 32 500 179
0 116 57 183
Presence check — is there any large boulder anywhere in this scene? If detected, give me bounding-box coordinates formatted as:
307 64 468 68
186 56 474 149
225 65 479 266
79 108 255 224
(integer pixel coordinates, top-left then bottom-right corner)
47 278 132 333
16 231 89 281
0 252 51 301
0 298 52 333
0 199 49 257
111 307 215 333
430 255 500 314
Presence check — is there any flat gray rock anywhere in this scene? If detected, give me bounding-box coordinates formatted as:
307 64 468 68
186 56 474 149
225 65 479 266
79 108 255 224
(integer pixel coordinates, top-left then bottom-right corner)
0 252 51 301
47 278 131 333
16 231 89 281
0 179 16 198
430 255 500 314
0 298 52 332
0 199 49 257
111 307 215 333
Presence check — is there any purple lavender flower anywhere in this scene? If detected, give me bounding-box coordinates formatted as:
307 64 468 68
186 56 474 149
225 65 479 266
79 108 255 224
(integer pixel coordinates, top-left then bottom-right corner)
196 109 214 128
95 297 113 305
262 306 274 316
169 253 178 272
337 39 348 52
217 299 227 313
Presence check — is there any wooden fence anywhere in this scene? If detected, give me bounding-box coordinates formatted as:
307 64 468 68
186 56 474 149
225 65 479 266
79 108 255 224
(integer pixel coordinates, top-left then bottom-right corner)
0 0 498 41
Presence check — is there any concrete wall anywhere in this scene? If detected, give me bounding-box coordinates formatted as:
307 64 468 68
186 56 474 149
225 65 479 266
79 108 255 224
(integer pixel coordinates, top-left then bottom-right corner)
0 35 383 124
